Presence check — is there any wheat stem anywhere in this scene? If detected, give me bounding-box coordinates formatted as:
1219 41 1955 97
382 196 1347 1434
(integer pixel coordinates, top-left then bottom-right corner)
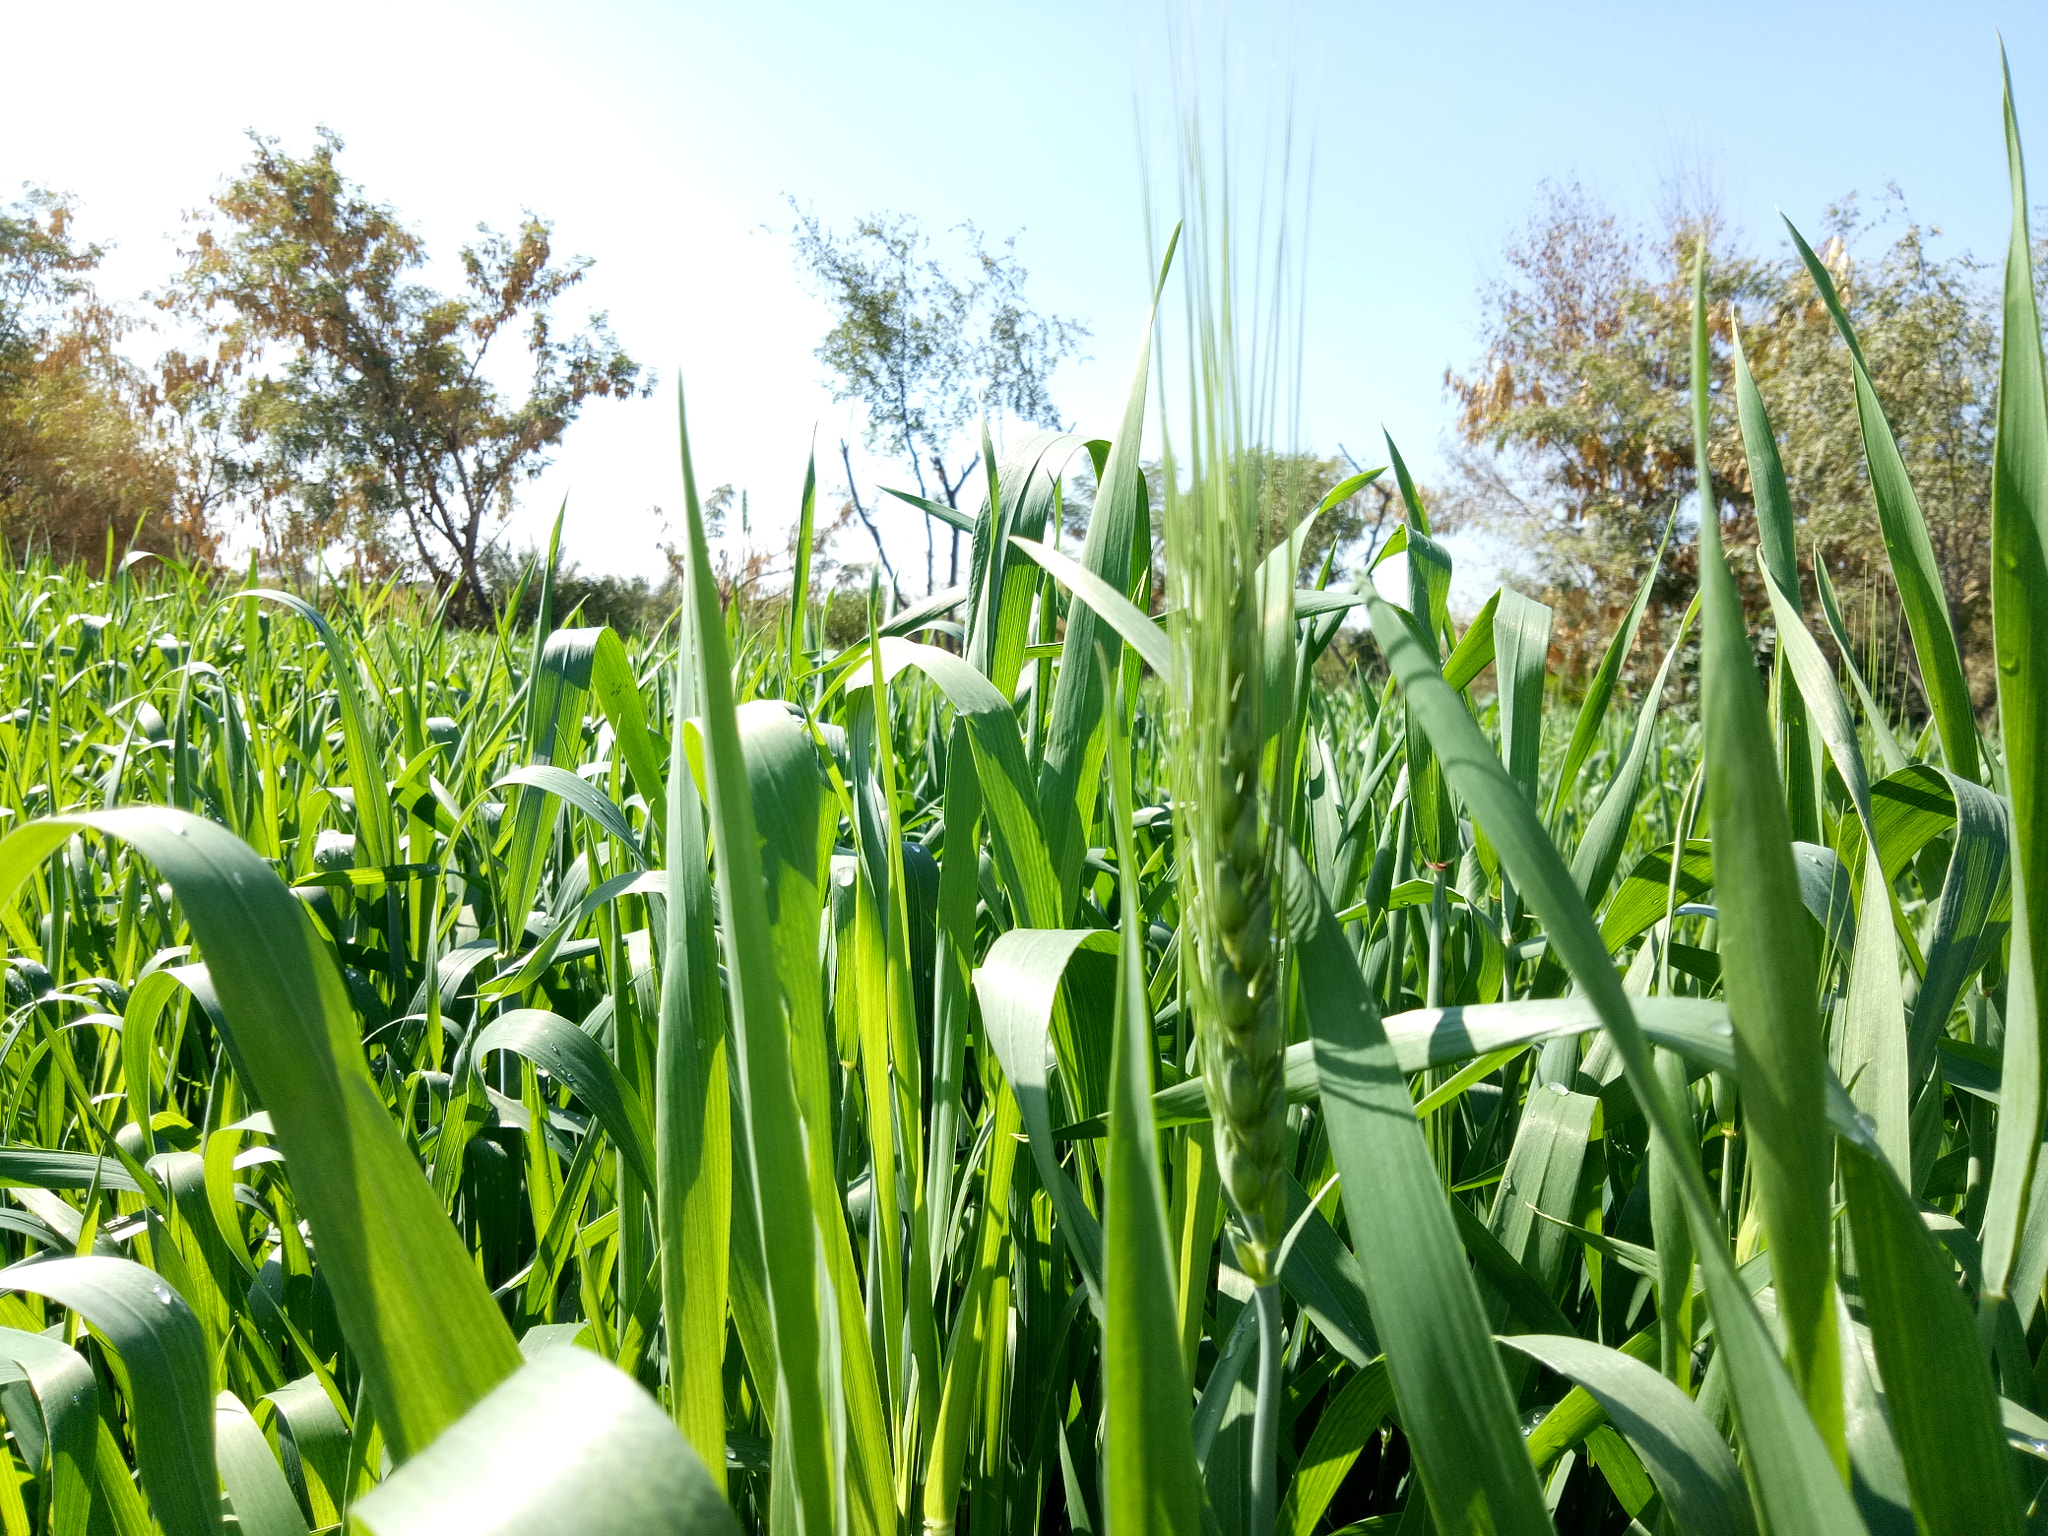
1249 1280 1284 1536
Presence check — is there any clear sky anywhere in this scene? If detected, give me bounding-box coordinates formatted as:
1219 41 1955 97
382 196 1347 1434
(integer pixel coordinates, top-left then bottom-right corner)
10 1 2047 597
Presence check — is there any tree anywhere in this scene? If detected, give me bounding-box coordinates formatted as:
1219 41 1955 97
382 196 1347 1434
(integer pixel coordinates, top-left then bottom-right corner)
1445 181 2006 689
0 188 99 378
0 188 197 567
1443 183 1770 603
789 204 1085 600
165 130 646 614
1748 195 2000 660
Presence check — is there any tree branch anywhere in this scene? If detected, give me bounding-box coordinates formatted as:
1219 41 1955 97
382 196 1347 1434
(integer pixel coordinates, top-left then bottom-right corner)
840 438 903 611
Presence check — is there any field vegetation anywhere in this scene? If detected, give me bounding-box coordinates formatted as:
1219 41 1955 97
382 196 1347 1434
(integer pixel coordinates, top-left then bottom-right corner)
3 53 2048 1536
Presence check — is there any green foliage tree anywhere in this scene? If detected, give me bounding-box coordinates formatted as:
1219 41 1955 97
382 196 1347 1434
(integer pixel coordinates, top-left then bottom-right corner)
165 129 647 614
1446 182 2004 689
0 187 97 374
1444 185 1768 602
0 188 195 566
789 203 1085 600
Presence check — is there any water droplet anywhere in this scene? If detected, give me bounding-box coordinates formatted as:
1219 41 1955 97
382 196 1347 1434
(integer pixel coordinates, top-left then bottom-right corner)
152 1284 174 1306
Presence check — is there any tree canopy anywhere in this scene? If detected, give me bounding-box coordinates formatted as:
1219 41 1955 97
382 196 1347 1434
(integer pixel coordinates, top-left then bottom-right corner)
164 129 647 613
790 204 1085 599
1445 182 2010 693
0 189 196 567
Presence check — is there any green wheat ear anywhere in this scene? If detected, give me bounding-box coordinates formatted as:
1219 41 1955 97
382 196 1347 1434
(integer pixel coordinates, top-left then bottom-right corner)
1192 567 1289 1280
1160 121 1302 1284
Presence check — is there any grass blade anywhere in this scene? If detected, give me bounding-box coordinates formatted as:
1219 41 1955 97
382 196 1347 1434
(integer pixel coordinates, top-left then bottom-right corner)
1567 597 1696 909
1009 537 1168 677
976 927 1112 1306
851 638 1060 929
676 382 835 1533
1838 1134 2020 1534
1734 328 1911 1172
1363 403 1867 1536
1908 776 2006 1087
1686 247 1843 1454
1101 650 1207 1535
350 1347 738 1536
1811 555 1909 776
0 1257 215 1536
655 623 731 1486
0 811 522 1460
0 1327 96 1536
1034 230 1176 917
1444 589 1501 692
235 591 396 869
1984 42 2048 1312
1545 516 1673 827
1494 589 1552 808
1295 849 1554 1536
469 1009 656 1193
1277 1360 1393 1536
215 1391 310 1536
1498 1334 1753 1536
1785 217 1978 781
1362 592 1868 1534
789 439 818 672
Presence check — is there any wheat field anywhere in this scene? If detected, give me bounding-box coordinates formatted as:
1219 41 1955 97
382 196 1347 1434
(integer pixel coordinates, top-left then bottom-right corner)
0 56 2045 1536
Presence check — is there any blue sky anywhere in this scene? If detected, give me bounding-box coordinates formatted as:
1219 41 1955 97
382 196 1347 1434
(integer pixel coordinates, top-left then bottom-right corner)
11 1 2047 596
